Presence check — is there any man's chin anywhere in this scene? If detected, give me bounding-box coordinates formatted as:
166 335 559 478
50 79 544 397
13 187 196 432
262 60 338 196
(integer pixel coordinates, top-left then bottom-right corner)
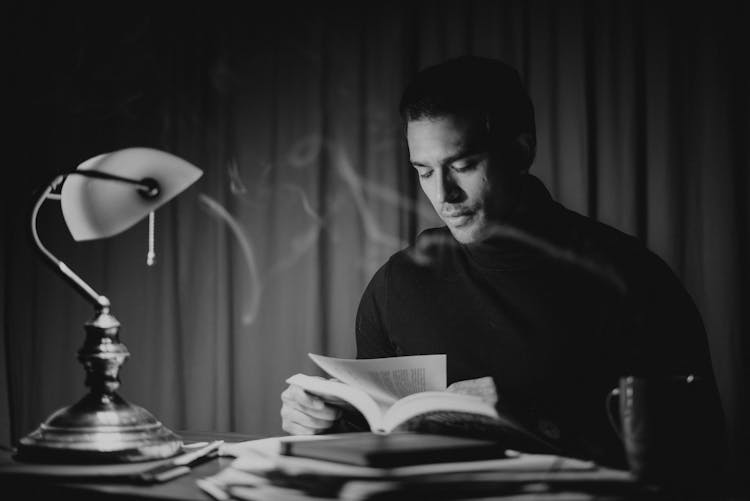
446 222 483 244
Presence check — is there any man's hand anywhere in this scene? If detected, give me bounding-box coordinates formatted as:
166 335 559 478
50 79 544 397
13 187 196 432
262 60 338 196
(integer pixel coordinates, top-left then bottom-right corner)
446 376 498 407
280 384 342 435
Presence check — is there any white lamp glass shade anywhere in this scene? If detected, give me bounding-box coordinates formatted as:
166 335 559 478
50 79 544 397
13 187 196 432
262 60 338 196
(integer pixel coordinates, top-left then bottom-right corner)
61 148 203 241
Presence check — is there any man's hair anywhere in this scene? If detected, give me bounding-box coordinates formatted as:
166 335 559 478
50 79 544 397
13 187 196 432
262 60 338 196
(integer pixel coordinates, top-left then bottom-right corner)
399 56 536 170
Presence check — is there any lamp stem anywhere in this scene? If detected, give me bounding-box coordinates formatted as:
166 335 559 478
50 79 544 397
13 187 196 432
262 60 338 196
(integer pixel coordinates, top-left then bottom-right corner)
30 178 110 311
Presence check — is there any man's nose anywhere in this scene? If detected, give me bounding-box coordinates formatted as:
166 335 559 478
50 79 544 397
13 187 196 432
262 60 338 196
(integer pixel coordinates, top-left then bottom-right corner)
436 169 461 203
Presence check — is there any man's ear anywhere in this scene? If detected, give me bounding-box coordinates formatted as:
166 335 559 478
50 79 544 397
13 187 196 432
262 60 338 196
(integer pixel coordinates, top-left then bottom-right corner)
515 133 536 172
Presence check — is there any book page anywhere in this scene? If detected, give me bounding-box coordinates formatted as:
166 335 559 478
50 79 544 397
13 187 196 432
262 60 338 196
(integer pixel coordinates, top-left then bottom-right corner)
308 354 446 408
383 391 499 433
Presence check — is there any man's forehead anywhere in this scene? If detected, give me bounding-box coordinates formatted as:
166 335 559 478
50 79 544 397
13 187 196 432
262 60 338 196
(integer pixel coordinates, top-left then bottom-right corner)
407 116 488 157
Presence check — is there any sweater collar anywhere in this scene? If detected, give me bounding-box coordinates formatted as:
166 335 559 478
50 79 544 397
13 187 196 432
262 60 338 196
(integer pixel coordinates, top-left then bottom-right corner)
461 174 558 270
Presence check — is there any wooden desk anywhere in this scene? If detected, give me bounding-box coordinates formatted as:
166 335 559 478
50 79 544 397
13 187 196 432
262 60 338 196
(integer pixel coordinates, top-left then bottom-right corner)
0 431 735 500
0 430 255 501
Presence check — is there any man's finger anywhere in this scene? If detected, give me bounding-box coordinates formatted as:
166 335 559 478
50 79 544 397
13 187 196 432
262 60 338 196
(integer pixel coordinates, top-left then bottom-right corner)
281 384 326 409
281 406 334 431
280 397 337 420
280 404 336 428
446 376 498 405
282 420 316 435
281 399 342 421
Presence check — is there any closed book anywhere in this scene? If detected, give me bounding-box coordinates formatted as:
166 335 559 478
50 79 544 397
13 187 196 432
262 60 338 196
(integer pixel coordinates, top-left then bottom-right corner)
280 432 507 468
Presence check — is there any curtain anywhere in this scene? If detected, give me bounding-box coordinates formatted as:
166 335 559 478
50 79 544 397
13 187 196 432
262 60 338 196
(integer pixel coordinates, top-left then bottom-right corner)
4 0 748 477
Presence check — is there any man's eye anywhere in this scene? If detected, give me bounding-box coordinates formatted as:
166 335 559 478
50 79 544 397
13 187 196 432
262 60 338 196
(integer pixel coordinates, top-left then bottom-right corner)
417 170 433 179
452 162 475 172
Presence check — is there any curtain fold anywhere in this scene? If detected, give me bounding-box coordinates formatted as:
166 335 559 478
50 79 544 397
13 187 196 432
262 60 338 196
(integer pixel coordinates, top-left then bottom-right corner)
4 0 748 478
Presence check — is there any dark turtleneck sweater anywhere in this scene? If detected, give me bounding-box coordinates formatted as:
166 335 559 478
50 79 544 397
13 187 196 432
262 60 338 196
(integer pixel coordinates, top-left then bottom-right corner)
354 174 723 467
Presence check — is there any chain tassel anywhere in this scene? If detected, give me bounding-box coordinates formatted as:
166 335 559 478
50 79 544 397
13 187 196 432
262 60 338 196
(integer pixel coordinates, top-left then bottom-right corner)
147 211 156 266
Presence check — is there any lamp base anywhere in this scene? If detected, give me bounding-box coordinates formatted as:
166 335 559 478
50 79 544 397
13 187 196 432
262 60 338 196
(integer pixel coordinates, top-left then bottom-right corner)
15 392 182 463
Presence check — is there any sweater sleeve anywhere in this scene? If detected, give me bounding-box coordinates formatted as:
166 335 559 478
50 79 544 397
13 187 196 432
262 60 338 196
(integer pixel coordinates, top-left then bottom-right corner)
555 243 727 468
624 253 727 461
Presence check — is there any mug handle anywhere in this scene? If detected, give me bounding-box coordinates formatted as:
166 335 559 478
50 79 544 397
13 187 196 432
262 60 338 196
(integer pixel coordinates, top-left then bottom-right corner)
605 387 623 440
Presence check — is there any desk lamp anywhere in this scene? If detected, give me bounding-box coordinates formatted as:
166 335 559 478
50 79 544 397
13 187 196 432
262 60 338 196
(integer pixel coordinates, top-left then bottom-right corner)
16 147 203 463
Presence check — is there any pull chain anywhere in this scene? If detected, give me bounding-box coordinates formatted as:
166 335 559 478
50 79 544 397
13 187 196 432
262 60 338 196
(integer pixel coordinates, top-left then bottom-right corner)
147 211 156 266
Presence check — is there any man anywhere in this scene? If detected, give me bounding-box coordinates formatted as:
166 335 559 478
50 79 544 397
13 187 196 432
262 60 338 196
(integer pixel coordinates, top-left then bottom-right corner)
280 57 724 468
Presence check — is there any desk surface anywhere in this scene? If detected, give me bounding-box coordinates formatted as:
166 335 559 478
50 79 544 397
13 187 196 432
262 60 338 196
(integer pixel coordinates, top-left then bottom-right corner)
0 430 736 501
0 430 256 501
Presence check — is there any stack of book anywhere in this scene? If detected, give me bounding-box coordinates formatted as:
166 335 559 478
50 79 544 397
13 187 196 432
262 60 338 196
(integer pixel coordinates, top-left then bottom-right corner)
197 433 634 500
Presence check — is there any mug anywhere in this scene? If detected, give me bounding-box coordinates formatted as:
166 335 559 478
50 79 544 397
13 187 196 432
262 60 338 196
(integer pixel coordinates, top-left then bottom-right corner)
606 375 721 485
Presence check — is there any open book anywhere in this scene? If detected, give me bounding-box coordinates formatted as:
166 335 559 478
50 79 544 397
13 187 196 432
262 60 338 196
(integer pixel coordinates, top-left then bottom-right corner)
287 354 552 451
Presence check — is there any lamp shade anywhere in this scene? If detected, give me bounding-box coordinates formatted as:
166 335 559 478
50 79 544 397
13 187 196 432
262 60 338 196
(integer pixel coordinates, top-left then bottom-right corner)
61 147 203 241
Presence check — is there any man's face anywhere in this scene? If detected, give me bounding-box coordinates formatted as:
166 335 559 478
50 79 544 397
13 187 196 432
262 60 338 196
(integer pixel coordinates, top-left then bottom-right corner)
407 115 520 244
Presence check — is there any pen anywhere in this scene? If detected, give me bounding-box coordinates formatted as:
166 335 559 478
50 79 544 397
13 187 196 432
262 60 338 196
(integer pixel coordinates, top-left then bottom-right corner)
138 440 224 484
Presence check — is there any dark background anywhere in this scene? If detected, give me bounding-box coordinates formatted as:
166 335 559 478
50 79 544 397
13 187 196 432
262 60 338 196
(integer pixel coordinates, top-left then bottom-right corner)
3 0 748 488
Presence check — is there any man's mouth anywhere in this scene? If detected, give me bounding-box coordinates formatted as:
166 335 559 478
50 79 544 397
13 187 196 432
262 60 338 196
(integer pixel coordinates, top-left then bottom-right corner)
442 210 474 226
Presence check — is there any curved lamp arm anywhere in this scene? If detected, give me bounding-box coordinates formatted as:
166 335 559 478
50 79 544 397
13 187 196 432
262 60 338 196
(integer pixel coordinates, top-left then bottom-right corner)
29 171 160 312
